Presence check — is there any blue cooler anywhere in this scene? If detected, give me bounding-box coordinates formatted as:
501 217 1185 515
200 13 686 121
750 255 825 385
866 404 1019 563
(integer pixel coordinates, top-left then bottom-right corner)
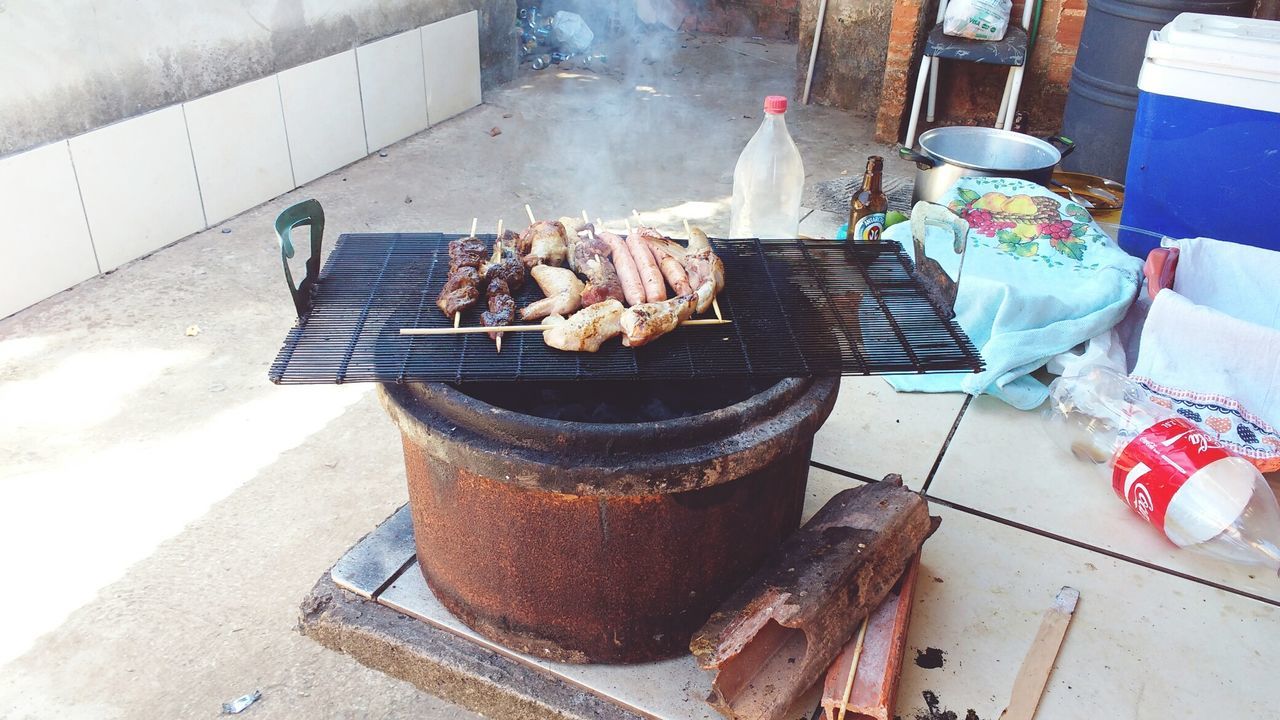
1120 13 1280 257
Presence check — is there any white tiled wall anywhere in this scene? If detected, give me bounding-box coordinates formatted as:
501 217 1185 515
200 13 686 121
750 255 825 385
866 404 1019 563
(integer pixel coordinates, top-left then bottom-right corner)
184 76 296 225
279 50 368 185
423 11 483 126
357 28 431 152
0 142 100 318
0 13 482 319
69 106 206 271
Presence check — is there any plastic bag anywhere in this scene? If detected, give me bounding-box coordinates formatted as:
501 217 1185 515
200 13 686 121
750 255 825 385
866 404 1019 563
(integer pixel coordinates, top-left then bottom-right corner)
943 0 1012 41
552 11 594 53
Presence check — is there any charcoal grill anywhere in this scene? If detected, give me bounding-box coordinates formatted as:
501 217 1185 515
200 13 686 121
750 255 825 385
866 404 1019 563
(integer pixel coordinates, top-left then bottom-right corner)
274 200 977 666
268 203 981 384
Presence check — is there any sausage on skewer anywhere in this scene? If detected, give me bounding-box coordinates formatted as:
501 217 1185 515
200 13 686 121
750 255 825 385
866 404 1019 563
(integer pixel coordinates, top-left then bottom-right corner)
626 226 667 303
597 225 646 306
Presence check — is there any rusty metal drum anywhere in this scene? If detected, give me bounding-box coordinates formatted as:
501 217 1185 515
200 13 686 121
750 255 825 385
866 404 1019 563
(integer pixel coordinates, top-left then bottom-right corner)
378 377 839 664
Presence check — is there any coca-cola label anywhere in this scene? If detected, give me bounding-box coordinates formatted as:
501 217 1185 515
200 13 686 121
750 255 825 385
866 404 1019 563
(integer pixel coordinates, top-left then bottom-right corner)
1112 417 1231 531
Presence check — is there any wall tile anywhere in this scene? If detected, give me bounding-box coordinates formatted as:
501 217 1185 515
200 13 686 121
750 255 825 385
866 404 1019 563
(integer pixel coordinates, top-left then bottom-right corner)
68 106 206 271
183 76 295 224
357 28 430 151
279 50 368 185
421 11 482 125
0 142 99 318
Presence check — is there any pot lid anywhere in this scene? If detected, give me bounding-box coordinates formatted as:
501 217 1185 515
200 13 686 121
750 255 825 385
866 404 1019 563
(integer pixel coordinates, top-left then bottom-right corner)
918 126 1060 172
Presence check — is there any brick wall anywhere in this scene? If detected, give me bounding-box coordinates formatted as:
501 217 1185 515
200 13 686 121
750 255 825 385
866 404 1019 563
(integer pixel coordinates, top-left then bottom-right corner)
874 0 1085 142
684 0 801 40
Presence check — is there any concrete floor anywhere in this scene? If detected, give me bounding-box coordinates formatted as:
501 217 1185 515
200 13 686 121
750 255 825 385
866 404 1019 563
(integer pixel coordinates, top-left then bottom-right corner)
0 32 896 719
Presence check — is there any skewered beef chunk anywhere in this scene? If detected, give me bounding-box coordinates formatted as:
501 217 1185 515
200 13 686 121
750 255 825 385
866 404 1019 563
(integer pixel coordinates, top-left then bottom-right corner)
481 278 516 339
484 247 526 291
448 237 488 272
437 266 481 317
580 254 625 306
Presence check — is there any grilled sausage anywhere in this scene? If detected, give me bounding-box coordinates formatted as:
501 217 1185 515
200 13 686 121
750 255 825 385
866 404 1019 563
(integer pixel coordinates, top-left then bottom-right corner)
626 229 667 303
598 230 646 306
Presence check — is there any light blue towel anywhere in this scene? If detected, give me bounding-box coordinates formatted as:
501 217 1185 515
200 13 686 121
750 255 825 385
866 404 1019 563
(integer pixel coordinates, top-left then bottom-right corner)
883 177 1142 410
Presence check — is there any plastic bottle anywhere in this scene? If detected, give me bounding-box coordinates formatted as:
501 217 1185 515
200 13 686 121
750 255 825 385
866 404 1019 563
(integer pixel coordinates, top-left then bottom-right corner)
730 96 804 238
1044 366 1280 573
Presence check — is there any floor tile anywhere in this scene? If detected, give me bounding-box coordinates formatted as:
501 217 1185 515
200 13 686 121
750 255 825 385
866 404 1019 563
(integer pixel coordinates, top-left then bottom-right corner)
798 208 845 239
811 376 966 486
357 28 430 151
421 11 482 125
0 142 99 318
184 77 295 224
928 394 1280 602
279 51 369 185
68 106 206 270
830 497 1280 720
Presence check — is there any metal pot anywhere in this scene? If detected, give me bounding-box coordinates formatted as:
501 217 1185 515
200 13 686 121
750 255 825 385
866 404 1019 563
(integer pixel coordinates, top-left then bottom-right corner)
900 127 1076 204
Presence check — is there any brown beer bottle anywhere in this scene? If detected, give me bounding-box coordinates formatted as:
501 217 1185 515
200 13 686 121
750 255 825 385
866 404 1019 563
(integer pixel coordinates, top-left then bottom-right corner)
848 156 887 243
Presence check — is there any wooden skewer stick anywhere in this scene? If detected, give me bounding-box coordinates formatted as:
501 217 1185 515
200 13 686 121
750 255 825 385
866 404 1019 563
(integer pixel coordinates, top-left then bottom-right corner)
582 210 590 225
684 219 725 321
625 218 633 234
835 619 869 720
470 217 478 237
400 319 733 336
496 218 504 239
525 204 537 224
454 313 461 329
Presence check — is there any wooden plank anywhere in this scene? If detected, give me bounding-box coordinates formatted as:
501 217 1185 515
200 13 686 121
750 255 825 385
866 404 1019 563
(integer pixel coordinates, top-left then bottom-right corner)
998 586 1081 720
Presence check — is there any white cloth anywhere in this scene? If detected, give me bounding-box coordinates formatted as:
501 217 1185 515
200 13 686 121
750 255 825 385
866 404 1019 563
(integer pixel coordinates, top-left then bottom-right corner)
1170 237 1280 330
1132 289 1280 470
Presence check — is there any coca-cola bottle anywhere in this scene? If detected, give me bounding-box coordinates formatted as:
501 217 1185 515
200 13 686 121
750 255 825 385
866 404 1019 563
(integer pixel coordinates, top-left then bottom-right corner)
1044 366 1280 572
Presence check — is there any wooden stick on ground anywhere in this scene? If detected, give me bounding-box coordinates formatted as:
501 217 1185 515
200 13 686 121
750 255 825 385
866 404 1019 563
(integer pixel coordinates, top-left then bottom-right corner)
998 587 1080 720
400 319 732 336
835 620 869 720
525 204 536 224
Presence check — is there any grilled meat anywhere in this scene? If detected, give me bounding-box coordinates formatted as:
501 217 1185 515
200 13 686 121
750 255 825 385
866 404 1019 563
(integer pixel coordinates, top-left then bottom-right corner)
542 298 624 352
520 220 569 268
644 227 725 314
483 244 526 291
520 265 584 320
580 254 625 306
568 226 612 273
481 278 517 340
598 230 646 306
620 293 696 347
448 236 488 272
436 265 481 317
626 227 667 303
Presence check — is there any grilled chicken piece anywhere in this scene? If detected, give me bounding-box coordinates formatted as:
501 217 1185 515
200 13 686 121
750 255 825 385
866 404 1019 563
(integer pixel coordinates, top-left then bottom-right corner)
520 265 584 320
436 266 481 317
542 299 625 352
580 254 625 306
481 278 516 340
620 293 696 347
520 220 569 268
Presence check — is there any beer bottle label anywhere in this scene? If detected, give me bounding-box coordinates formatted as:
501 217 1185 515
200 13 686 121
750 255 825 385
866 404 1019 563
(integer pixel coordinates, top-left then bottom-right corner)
852 213 885 242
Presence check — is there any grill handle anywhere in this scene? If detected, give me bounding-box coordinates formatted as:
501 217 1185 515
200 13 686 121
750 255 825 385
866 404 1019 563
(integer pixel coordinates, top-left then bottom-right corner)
275 199 326 318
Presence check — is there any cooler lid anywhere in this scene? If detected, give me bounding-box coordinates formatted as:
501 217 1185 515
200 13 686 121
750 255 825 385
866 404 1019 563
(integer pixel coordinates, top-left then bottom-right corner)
1140 14 1280 115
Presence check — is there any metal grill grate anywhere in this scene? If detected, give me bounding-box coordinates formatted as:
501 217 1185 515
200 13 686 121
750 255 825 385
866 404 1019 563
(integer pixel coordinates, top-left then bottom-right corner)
268 233 982 384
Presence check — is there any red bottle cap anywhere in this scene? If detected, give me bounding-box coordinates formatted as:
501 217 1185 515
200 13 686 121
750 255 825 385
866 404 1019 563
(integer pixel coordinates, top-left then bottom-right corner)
764 95 788 114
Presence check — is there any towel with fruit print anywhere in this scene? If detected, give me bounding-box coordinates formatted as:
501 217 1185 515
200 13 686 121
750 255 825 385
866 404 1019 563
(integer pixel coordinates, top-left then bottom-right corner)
881 177 1142 410
949 180 1097 264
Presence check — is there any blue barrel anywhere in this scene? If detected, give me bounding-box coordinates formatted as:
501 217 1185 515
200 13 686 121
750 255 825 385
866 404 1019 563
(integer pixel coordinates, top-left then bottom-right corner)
1060 0 1252 181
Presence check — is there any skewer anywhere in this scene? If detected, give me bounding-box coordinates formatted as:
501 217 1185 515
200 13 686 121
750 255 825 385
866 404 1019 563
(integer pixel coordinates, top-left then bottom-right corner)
525 204 537 224
470 217 478 237
684 219 724 321
835 619 869 720
494 218 506 354
454 313 461 328
582 210 590 225
451 218 481 329
496 218 504 239
400 319 733 336
625 218 633 234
